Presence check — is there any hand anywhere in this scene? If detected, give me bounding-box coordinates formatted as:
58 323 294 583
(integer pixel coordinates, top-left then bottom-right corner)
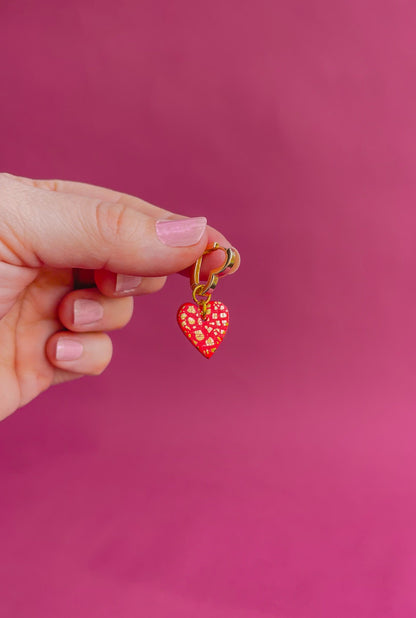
0 173 239 420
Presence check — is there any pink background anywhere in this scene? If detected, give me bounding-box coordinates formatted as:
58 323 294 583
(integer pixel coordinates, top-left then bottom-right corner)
1 1 416 616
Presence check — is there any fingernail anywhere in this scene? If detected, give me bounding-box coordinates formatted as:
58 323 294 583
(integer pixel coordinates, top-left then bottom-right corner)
115 274 143 293
56 338 83 361
156 217 207 247
73 299 104 326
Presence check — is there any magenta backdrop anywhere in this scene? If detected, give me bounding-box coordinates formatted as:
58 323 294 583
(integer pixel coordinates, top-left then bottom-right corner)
1 1 416 616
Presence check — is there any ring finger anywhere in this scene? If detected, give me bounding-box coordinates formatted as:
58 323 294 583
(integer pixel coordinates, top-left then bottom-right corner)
58 287 134 332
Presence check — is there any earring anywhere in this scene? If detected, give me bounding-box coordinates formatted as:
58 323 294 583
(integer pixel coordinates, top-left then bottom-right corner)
177 242 237 358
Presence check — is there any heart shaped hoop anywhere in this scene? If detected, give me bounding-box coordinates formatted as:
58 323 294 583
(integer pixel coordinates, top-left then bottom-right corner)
190 243 237 316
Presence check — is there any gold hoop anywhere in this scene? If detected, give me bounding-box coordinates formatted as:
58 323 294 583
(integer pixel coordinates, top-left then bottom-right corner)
191 242 237 297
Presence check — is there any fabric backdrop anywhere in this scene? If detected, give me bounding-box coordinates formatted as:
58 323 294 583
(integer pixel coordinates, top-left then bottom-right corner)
1 1 416 616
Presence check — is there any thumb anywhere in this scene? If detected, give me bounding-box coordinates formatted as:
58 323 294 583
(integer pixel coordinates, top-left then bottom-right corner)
0 174 208 276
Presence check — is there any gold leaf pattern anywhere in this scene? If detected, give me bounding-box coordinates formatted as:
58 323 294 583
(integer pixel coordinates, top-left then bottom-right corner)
176 301 230 358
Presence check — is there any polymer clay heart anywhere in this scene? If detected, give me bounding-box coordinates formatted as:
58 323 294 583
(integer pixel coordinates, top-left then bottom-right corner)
177 300 229 358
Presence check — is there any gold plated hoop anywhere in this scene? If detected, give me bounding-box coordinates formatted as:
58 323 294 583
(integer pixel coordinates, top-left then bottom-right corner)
191 242 237 298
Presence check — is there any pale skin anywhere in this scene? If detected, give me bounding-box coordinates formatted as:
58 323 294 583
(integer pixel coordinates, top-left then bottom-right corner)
0 173 240 421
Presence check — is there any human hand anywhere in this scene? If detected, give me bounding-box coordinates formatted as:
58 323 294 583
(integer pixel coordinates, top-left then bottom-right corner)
0 173 239 420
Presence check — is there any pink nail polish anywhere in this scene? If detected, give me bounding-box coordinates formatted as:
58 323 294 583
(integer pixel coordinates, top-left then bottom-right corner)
156 217 207 247
56 338 83 361
73 299 104 326
115 274 143 293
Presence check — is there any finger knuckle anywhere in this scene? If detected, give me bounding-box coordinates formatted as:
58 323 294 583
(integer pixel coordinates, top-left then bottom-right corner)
94 200 134 245
33 178 60 191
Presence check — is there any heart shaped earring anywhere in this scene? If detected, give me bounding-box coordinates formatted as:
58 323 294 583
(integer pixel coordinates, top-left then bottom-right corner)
177 243 237 358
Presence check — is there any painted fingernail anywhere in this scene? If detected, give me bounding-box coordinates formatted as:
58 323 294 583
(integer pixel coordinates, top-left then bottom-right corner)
115 274 143 293
156 217 207 247
73 299 104 326
56 338 84 361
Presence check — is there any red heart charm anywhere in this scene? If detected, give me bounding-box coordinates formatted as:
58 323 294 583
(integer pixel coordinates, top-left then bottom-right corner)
177 300 229 358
